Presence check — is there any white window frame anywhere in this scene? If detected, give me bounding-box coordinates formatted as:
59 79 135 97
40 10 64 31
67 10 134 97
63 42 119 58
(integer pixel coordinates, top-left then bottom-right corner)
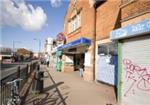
77 12 81 28
68 21 70 33
74 0 77 4
68 10 81 34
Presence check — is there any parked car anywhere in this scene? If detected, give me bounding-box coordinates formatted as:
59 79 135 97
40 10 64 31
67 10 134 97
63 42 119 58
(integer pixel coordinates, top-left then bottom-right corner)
1 55 13 64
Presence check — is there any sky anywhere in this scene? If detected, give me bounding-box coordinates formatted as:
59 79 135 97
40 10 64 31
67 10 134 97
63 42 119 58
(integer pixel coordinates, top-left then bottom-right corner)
0 0 69 52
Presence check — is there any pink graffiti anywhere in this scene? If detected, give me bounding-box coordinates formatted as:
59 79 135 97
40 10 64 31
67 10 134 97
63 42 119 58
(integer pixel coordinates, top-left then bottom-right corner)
123 59 150 97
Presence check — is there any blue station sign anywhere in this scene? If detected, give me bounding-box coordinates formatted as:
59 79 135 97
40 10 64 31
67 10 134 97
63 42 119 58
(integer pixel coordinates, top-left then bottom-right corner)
57 37 91 50
110 18 150 40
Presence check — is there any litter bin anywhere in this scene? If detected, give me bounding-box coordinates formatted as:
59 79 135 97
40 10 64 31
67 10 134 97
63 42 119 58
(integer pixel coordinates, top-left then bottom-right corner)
32 71 44 93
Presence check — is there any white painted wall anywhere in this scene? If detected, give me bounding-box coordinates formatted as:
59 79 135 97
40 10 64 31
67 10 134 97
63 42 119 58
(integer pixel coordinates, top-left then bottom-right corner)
65 55 73 64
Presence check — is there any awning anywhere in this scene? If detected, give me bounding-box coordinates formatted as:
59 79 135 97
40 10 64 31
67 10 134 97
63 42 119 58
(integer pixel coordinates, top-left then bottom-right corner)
57 37 91 50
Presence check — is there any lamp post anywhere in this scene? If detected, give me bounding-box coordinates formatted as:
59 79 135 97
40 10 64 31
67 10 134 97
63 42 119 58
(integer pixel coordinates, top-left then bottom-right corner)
13 41 21 55
34 38 41 57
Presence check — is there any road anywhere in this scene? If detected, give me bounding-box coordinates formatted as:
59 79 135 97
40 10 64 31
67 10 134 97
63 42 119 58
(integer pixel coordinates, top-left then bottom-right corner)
0 62 31 81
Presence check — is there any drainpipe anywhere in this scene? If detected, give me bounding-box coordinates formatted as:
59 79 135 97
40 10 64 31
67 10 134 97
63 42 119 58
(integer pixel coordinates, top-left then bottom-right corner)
91 3 96 81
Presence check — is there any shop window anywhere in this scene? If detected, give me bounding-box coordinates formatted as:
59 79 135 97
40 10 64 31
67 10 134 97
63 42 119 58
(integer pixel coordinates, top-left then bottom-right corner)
108 43 117 55
98 45 107 55
98 43 117 56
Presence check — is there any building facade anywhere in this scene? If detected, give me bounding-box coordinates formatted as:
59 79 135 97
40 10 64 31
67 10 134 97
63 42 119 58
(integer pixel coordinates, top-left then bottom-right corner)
110 0 150 105
58 0 150 104
59 0 96 81
44 37 54 62
95 0 121 86
60 0 121 83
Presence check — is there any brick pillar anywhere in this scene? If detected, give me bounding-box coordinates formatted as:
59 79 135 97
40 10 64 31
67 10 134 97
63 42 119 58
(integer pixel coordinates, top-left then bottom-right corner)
83 6 96 82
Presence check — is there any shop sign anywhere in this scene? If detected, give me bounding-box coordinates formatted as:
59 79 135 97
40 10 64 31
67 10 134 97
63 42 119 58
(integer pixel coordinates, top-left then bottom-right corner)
110 18 150 40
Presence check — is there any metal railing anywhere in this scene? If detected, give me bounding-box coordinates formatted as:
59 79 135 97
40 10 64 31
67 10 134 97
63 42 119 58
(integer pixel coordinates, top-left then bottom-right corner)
0 60 39 105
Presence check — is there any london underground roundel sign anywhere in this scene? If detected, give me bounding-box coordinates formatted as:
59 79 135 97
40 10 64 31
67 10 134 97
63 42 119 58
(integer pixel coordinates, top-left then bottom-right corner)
56 33 66 41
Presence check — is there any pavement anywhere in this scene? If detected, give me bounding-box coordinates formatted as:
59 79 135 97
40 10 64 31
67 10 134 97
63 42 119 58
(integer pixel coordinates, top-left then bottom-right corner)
23 65 118 105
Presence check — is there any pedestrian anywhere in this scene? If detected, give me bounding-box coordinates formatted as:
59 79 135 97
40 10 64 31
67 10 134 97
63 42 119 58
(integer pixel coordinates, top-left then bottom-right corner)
79 62 84 77
46 58 49 67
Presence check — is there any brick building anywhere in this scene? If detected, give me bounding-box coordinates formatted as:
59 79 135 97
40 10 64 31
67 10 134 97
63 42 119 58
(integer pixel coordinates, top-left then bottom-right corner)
58 0 97 81
110 0 150 105
58 0 121 83
95 0 121 86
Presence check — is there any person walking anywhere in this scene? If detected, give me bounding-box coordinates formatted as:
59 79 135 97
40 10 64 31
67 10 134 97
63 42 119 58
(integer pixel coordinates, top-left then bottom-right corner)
79 62 84 77
46 58 49 67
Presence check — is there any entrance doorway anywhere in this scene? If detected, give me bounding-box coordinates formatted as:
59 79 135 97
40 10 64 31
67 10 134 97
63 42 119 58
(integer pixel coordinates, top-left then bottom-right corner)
74 54 85 71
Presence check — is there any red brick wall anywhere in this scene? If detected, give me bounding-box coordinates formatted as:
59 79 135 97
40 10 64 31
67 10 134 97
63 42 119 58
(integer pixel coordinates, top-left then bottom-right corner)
121 0 150 21
96 0 121 41
64 0 94 43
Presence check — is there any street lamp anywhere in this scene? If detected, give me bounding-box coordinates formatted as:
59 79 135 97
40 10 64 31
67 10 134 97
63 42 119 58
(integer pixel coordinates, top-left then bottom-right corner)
34 38 41 55
13 41 21 55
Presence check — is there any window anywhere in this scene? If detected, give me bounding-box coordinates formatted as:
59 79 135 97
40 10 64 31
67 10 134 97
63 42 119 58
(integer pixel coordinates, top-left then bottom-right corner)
70 21 73 32
68 11 81 33
74 0 77 4
98 45 107 55
74 17 77 30
68 22 70 33
98 43 117 56
73 18 75 31
77 12 81 27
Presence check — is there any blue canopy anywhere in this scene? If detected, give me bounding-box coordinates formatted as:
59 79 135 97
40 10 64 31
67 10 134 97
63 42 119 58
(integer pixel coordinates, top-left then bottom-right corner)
57 37 91 50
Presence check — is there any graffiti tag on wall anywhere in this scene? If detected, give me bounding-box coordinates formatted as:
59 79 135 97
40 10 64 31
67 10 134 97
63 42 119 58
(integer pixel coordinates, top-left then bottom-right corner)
123 59 150 97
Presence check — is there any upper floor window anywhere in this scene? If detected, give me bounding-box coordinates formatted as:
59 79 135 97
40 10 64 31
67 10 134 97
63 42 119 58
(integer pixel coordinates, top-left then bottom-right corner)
68 11 81 34
74 0 77 4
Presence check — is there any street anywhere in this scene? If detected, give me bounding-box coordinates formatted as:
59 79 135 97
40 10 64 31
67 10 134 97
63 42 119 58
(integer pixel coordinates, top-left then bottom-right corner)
1 62 31 80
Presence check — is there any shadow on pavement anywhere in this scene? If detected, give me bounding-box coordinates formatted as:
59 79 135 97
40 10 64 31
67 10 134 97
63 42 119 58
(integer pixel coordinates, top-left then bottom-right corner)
24 68 68 105
46 70 68 105
25 92 68 105
43 82 64 92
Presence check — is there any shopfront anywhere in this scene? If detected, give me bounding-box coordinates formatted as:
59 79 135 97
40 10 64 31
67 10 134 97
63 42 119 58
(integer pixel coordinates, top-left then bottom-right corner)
57 37 91 73
96 41 118 86
110 19 150 105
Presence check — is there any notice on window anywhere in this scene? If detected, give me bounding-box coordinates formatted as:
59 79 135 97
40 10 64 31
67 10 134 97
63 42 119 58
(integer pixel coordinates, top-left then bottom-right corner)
84 53 91 66
65 56 73 65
